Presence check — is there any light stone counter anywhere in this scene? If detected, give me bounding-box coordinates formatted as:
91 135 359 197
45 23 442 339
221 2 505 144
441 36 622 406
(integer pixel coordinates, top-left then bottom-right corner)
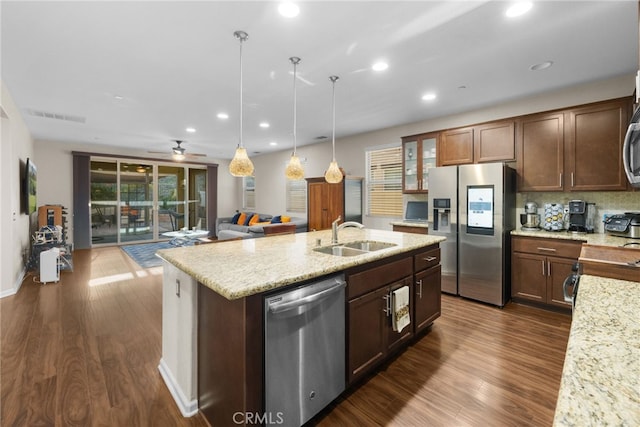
512 229 640 249
389 220 429 229
553 274 640 426
157 228 445 300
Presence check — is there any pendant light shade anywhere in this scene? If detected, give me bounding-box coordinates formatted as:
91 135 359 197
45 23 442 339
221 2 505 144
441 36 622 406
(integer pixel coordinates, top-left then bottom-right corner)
229 30 255 177
325 75 343 184
285 56 305 180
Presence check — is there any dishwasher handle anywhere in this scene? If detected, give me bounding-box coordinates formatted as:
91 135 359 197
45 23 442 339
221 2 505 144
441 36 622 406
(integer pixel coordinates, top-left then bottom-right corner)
268 280 346 314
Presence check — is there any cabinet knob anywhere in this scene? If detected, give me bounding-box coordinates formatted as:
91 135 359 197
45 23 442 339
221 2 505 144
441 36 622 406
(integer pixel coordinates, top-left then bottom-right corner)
423 256 437 262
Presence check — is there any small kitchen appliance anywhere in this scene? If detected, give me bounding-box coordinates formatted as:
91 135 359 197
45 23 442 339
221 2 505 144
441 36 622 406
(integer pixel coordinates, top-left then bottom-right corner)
604 212 640 239
520 202 540 231
568 200 596 233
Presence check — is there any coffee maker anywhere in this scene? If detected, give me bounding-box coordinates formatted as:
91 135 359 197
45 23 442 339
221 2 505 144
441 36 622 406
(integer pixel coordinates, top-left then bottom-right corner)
520 202 540 231
568 200 596 233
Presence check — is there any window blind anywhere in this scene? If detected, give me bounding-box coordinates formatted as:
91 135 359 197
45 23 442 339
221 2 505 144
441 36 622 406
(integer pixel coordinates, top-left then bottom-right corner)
286 179 306 213
366 146 403 217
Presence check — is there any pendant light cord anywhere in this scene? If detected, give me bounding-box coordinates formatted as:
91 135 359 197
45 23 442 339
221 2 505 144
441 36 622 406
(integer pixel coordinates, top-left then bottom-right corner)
290 57 301 156
235 31 248 148
330 75 339 161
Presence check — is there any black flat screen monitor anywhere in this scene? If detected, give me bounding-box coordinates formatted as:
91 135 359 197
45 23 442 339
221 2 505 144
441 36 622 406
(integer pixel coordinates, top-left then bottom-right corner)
405 201 428 222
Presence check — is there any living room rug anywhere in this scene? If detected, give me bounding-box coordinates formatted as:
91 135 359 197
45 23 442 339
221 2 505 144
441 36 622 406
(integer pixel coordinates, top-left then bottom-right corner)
121 241 186 268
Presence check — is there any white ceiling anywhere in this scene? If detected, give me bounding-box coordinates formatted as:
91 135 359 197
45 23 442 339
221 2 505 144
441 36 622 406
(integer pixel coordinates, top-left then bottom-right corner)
1 1 638 160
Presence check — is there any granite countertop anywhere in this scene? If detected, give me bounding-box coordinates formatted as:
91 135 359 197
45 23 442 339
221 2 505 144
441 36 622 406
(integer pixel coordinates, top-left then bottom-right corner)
512 229 640 249
157 228 445 300
553 274 640 426
389 221 428 228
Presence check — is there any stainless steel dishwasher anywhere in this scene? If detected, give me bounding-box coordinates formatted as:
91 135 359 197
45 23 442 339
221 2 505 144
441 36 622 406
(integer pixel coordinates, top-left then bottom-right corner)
264 274 346 427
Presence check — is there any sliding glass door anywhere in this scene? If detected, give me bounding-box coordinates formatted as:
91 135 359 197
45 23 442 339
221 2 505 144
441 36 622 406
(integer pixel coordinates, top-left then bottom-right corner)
90 161 118 245
120 162 154 243
89 159 208 246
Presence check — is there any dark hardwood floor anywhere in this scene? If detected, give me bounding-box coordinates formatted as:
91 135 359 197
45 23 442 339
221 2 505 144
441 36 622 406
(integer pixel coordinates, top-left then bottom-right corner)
1 246 571 426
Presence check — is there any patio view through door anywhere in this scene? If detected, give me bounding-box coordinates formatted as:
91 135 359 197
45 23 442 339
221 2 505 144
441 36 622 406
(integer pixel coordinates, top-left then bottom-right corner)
90 159 207 246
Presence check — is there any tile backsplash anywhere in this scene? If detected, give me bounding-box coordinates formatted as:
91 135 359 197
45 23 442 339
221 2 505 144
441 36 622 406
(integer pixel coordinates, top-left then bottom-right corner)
516 191 639 233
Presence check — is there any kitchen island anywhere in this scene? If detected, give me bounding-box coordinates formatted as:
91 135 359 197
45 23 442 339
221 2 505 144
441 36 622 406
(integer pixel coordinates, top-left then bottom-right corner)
157 228 445 425
553 274 640 426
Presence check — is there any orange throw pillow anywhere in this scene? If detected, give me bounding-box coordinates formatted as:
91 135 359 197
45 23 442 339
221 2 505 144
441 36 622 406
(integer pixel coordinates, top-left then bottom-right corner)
237 212 247 225
249 214 260 225
281 216 291 223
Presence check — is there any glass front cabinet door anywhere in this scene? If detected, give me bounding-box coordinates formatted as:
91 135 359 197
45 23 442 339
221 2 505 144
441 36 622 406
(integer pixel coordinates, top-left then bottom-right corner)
402 133 437 193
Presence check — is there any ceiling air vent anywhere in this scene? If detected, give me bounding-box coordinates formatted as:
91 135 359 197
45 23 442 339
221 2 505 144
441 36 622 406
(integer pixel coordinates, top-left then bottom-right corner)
25 108 86 124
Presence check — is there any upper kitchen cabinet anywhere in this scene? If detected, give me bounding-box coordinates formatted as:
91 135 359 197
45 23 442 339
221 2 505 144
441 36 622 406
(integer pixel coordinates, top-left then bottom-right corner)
517 97 632 192
401 133 437 193
438 127 474 166
474 121 516 163
516 112 565 192
439 121 516 166
565 98 630 191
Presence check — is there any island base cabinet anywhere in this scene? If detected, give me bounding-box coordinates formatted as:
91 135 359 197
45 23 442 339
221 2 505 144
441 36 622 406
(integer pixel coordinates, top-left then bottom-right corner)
414 265 442 333
198 285 263 427
347 276 413 385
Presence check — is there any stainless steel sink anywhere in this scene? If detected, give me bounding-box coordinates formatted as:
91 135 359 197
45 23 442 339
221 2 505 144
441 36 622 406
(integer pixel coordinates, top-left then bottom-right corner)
313 241 397 257
342 240 397 252
313 245 369 257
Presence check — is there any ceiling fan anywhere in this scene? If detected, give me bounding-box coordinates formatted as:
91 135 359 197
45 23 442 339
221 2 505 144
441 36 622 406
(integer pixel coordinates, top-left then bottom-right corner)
149 140 207 159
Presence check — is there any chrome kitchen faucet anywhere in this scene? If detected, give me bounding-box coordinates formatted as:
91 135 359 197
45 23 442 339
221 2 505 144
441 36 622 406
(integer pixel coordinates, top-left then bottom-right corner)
331 215 365 244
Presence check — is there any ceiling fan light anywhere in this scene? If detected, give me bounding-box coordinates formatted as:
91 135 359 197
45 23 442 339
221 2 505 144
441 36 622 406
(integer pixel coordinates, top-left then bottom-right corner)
229 146 254 177
324 160 343 184
173 152 185 161
285 154 304 180
172 146 185 155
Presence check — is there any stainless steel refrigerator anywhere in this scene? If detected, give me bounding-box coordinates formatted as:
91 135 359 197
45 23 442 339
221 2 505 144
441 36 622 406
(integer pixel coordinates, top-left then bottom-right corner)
428 163 515 306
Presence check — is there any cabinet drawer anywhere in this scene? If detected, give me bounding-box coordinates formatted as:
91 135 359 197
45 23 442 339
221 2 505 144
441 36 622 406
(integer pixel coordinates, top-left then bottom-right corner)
512 237 581 259
414 246 440 271
347 257 412 300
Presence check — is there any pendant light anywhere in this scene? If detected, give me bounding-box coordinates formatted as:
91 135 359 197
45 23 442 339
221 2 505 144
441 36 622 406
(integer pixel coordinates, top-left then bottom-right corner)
324 75 343 184
285 57 304 180
229 30 255 177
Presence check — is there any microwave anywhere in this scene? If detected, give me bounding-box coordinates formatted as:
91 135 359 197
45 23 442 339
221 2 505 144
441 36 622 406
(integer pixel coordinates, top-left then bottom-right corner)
623 106 640 188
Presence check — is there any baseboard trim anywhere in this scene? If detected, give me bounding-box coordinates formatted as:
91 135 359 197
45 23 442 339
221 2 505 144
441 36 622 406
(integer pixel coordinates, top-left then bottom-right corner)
0 268 25 299
158 358 198 417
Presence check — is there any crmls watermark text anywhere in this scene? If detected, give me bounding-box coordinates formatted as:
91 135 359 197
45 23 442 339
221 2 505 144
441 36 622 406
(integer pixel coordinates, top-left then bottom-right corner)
233 412 285 425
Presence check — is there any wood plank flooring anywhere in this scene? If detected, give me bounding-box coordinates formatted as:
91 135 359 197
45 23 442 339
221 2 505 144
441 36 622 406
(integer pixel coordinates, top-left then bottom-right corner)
1 246 571 426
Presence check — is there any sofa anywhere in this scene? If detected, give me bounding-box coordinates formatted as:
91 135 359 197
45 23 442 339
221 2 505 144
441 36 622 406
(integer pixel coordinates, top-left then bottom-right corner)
216 212 307 239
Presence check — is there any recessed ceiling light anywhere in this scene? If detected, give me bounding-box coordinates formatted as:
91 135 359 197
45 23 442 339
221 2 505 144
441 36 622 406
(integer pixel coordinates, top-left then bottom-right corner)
217 112 229 119
278 2 299 18
506 1 532 18
259 122 270 128
372 62 389 72
269 141 278 146
422 93 437 101
530 61 553 71
186 127 196 133
113 95 124 100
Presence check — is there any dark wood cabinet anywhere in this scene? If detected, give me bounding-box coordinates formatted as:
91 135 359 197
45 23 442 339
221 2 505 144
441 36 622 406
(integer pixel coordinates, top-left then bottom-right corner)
401 133 437 193
511 236 581 310
439 127 474 166
413 246 441 334
306 177 362 231
346 257 413 384
517 97 631 192
516 112 565 192
437 121 515 166
474 120 516 163
565 99 630 191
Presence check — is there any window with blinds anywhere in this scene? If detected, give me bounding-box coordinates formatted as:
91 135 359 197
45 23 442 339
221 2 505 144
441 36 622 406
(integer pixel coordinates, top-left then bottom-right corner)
366 145 403 217
286 179 307 213
243 176 255 210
